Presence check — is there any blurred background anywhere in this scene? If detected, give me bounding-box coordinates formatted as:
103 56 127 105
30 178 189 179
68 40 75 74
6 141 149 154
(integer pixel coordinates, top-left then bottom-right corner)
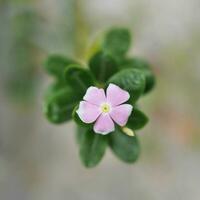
0 0 200 199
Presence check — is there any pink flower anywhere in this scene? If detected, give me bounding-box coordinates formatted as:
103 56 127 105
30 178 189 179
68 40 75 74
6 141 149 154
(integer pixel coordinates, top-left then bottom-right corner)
76 83 133 135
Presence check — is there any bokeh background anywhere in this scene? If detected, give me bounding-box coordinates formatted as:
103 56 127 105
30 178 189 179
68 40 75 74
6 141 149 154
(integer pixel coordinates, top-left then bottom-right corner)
0 0 200 200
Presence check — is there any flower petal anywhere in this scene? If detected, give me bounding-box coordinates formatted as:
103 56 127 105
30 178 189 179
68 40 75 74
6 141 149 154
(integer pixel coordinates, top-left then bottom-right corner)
110 104 133 126
76 101 101 123
94 114 115 135
83 86 106 106
106 83 130 106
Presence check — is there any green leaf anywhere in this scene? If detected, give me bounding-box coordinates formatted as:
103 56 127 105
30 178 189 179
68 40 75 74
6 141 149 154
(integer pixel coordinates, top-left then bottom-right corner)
107 68 145 103
109 127 140 163
44 55 76 79
89 51 118 83
126 108 148 130
76 126 88 145
72 105 92 128
43 87 78 124
121 58 156 93
78 128 108 168
64 65 95 97
44 81 68 101
103 28 131 57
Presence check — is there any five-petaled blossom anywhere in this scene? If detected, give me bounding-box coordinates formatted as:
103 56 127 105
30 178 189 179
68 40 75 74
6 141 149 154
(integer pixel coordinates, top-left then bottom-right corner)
76 83 133 135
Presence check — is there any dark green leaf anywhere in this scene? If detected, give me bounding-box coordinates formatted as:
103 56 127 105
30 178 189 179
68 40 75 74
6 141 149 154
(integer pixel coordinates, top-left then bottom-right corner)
44 81 68 101
89 51 118 83
126 108 148 130
76 125 88 145
121 58 156 93
44 55 76 79
43 87 79 124
103 28 131 57
64 65 95 97
109 127 140 163
78 128 108 168
107 68 145 103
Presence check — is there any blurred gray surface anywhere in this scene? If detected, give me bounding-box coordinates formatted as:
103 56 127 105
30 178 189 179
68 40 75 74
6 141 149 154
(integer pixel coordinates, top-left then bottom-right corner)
0 0 200 199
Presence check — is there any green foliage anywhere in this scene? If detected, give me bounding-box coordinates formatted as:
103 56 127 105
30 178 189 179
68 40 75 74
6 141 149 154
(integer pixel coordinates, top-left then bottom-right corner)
109 127 140 163
103 28 131 57
44 81 68 101
89 51 118 83
43 27 155 167
44 55 76 79
107 68 146 103
44 87 78 124
121 58 156 93
64 65 95 97
77 127 108 168
126 108 149 130
76 126 87 145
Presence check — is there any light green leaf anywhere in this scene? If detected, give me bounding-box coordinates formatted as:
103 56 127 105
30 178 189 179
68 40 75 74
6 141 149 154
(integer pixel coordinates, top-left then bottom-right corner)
103 28 131 57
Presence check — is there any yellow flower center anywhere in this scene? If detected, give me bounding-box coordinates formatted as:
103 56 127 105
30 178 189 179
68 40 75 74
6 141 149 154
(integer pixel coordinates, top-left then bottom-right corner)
101 103 111 113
